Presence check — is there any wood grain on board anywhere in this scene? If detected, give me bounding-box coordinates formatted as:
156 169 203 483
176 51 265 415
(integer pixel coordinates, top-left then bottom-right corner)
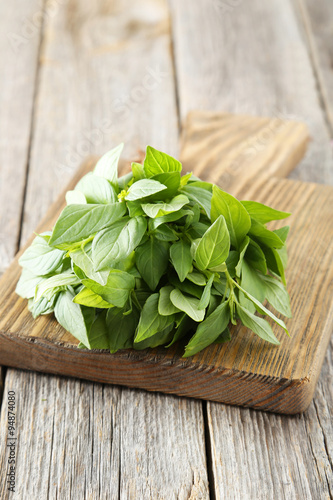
1 111 331 415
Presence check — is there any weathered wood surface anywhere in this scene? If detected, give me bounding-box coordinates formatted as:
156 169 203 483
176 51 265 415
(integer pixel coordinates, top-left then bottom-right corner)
170 0 333 497
298 0 333 131
0 0 43 274
1 113 326 414
0 1 210 498
0 0 332 498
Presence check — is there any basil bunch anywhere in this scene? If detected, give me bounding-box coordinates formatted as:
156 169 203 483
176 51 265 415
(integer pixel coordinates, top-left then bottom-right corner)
16 144 292 357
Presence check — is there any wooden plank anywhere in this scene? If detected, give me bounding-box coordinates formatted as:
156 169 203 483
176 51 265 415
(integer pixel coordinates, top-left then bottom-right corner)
169 0 333 497
297 0 333 131
169 0 333 185
0 113 324 414
0 0 209 497
0 0 43 274
0 369 207 499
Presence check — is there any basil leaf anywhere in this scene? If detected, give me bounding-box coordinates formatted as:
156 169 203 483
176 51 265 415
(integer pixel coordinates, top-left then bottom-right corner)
170 240 192 282
134 293 175 343
236 304 280 345
211 186 251 249
167 313 194 347
154 224 179 241
249 219 284 249
198 274 214 310
183 301 230 357
186 271 207 286
134 323 174 350
239 260 265 313
82 270 135 308
93 143 124 190
66 190 87 205
131 162 146 181
75 173 117 204
125 179 167 201
170 288 205 322
148 209 193 230
35 271 80 301
106 306 139 353
87 312 110 349
92 216 147 271
73 287 114 309
169 274 203 299
246 239 267 274
158 286 181 316
49 203 126 249
19 234 65 276
16 269 45 299
234 281 289 335
142 194 189 218
135 238 169 290
273 226 290 243
150 172 181 199
235 236 250 278
241 200 291 224
70 243 108 285
28 294 58 319
214 328 231 344
54 289 95 348
195 215 230 270
262 246 286 285
181 185 212 217
126 200 145 217
260 274 292 318
143 146 182 177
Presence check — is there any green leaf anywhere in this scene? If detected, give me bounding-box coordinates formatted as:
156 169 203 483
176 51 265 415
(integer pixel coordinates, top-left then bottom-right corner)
82 270 135 308
211 186 251 249
236 304 280 345
195 215 230 270
241 200 291 224
16 269 45 299
134 323 174 349
262 246 286 285
180 172 192 187
118 172 133 189
87 312 110 349
273 226 290 243
75 173 117 204
73 287 114 309
154 224 179 241
135 238 169 290
106 306 139 352
150 172 181 199
125 179 167 201
143 146 182 177
66 190 86 205
19 234 65 276
183 301 230 357
49 203 126 249
234 280 289 335
198 274 214 310
28 294 58 319
148 209 193 230
92 216 147 271
170 288 205 322
249 219 284 249
167 313 194 347
142 194 189 218
93 143 124 190
214 328 231 344
260 274 292 318
181 185 212 217
170 240 193 282
186 271 207 286
169 274 203 299
131 162 146 181
134 294 175 342
70 243 108 285
235 236 250 278
54 289 95 348
239 260 265 313
246 239 267 274
158 286 181 316
35 271 80 301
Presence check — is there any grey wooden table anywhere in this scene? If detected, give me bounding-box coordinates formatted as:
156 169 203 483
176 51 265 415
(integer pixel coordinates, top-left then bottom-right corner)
0 1 332 498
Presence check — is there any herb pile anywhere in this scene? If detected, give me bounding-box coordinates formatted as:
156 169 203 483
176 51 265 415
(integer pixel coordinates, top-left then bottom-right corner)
16 144 292 357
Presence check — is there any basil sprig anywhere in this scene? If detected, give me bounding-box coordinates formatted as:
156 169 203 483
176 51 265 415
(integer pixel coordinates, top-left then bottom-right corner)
16 144 292 357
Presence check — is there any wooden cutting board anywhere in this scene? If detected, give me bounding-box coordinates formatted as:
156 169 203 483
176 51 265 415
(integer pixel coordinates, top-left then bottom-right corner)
1 111 332 415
